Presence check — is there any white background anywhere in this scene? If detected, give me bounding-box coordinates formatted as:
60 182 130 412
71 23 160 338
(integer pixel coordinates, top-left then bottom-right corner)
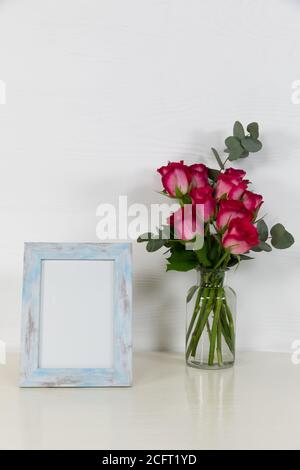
0 0 299 353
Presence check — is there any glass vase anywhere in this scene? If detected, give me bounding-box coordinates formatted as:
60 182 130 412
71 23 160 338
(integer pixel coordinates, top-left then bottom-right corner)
186 269 236 370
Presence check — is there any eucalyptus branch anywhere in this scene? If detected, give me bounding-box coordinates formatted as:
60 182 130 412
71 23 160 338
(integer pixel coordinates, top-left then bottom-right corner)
211 148 224 170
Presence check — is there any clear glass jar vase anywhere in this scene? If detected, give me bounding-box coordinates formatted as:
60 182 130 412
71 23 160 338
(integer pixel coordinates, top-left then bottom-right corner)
186 269 236 370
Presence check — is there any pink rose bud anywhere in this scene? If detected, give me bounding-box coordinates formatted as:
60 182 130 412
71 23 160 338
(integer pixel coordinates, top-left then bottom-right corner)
242 190 263 213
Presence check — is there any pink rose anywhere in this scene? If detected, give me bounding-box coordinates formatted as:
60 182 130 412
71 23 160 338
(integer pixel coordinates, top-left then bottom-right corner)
189 169 208 189
222 218 259 254
189 163 208 177
242 190 263 213
228 180 249 200
157 161 209 196
190 186 216 222
216 200 252 229
223 168 246 183
169 205 204 241
157 161 191 197
215 173 248 200
157 160 185 176
189 163 209 189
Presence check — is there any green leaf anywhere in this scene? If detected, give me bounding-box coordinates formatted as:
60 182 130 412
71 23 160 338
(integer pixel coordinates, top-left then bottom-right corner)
233 121 245 140
225 136 244 153
159 224 173 240
247 122 259 140
208 167 220 182
208 236 219 264
259 241 272 252
228 253 254 267
182 194 192 204
270 223 295 249
239 254 254 260
187 285 199 303
239 150 250 158
250 245 262 252
241 136 262 153
168 241 186 253
211 147 224 170
137 232 153 243
257 219 268 242
175 186 184 199
166 260 198 272
195 244 212 267
166 248 198 272
251 241 272 252
225 136 244 161
146 238 166 252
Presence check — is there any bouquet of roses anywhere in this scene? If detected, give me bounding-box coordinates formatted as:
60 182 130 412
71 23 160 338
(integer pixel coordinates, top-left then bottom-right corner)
138 121 294 369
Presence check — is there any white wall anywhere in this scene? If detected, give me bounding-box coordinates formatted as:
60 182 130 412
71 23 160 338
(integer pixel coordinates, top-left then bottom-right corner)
0 0 299 353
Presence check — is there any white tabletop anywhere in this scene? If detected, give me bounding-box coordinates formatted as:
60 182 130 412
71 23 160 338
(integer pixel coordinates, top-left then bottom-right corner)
0 351 299 450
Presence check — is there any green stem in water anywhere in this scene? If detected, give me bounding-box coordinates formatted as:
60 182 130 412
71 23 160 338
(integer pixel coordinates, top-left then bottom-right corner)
220 305 234 354
208 288 223 366
224 300 235 354
206 319 212 341
216 314 223 367
186 271 215 346
186 287 203 344
190 286 217 357
186 287 209 360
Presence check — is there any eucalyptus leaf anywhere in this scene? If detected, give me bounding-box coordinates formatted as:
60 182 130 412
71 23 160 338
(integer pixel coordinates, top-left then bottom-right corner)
146 238 166 252
225 136 244 154
251 241 272 252
228 153 242 162
241 136 262 153
228 253 254 267
270 223 295 249
211 147 224 169
259 241 272 252
239 150 250 158
137 232 153 243
247 122 259 140
233 121 245 140
159 224 173 240
257 219 268 242
227 257 239 267
225 136 244 161
239 254 255 260
251 245 263 252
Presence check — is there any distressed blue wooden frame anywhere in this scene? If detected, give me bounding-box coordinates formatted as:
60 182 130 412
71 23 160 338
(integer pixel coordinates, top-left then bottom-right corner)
20 243 132 387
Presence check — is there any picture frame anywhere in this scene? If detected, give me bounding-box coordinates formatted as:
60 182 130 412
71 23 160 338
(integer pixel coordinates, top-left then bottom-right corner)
20 242 132 387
